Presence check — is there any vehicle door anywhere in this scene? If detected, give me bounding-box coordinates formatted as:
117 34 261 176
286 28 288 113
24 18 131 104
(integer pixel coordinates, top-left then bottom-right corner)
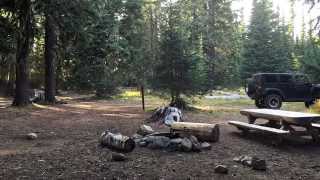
262 74 279 94
278 74 294 100
294 74 312 100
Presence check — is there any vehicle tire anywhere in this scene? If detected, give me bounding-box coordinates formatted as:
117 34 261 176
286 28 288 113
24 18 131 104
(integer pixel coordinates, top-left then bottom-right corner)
305 99 316 108
255 98 265 108
264 94 282 109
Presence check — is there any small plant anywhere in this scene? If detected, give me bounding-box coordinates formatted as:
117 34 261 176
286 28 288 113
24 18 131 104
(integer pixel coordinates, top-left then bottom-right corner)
310 100 320 114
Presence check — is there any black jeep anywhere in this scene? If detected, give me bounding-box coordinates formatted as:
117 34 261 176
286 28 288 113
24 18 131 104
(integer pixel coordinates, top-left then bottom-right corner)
246 73 320 109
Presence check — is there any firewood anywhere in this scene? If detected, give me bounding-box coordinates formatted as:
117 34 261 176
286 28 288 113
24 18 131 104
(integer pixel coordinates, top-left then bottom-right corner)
100 131 135 152
170 122 220 142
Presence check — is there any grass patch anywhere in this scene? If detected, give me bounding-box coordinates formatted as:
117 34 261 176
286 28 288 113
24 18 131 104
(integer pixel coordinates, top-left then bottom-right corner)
309 100 320 114
113 88 320 115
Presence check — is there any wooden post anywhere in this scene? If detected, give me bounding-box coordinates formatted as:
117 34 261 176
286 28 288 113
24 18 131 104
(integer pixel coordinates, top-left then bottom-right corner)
141 85 145 111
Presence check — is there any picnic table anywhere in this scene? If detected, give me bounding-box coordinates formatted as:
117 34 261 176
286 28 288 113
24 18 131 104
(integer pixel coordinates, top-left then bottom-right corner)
228 109 320 144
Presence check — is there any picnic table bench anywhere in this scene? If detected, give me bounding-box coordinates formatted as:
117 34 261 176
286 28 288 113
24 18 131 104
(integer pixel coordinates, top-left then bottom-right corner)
228 109 320 144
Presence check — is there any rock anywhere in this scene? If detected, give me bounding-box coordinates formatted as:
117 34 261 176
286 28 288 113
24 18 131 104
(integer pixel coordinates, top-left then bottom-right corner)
189 135 201 152
132 133 143 139
241 156 253 167
137 125 154 136
233 155 266 170
111 153 127 161
200 142 212 150
214 165 228 174
181 138 193 152
251 157 267 171
132 134 143 144
26 133 38 140
166 138 183 152
146 136 170 149
138 141 147 147
233 156 243 163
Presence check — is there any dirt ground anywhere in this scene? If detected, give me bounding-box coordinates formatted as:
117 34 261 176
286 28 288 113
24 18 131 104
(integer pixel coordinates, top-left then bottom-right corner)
1 94 320 180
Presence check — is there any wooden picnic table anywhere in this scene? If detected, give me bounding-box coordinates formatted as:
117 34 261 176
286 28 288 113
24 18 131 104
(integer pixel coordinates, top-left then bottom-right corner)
229 109 320 143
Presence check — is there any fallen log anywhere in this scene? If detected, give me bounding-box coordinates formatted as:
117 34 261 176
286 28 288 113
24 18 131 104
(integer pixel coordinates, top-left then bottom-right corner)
170 122 220 142
100 131 135 152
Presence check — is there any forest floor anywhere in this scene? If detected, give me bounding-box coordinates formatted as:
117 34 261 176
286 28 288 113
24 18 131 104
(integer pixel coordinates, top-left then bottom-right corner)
1 91 320 180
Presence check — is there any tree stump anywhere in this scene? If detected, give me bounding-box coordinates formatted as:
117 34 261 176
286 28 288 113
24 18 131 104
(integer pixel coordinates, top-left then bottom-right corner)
100 131 135 152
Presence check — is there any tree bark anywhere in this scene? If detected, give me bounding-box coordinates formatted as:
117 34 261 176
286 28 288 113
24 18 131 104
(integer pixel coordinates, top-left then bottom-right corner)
0 0 14 9
44 10 57 103
171 122 220 142
12 0 32 107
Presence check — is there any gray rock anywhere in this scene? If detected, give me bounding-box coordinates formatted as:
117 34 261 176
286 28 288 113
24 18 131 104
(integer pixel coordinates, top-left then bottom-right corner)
251 157 267 171
132 133 144 144
167 138 183 151
233 155 266 170
137 125 154 136
138 141 148 147
181 138 193 152
214 165 228 174
189 135 201 152
26 133 38 140
241 156 253 167
146 136 170 149
132 133 143 139
233 156 243 163
200 142 212 150
111 153 127 161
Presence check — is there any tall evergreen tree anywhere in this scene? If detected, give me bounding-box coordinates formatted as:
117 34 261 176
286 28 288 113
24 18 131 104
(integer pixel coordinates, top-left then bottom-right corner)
241 0 293 79
44 0 58 103
152 2 201 108
202 0 235 89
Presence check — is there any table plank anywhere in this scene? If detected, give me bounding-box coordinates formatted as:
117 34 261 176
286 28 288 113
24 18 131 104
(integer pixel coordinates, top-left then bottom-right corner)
240 109 320 125
228 121 290 134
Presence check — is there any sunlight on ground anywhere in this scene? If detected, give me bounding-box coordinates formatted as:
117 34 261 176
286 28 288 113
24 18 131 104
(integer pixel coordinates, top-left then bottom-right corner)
310 100 320 114
33 103 67 112
0 97 12 109
101 113 140 118
120 90 140 97
68 104 93 109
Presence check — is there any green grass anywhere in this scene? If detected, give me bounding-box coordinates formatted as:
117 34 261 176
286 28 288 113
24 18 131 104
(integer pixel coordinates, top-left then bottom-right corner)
115 88 320 115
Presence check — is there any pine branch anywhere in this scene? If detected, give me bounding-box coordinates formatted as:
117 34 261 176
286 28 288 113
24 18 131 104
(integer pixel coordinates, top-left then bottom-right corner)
0 0 14 9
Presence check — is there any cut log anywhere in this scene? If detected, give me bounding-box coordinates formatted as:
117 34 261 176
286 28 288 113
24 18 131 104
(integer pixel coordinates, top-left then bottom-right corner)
100 131 135 152
170 122 220 142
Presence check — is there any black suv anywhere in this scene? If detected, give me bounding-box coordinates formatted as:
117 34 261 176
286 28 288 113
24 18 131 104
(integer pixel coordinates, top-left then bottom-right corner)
246 73 320 109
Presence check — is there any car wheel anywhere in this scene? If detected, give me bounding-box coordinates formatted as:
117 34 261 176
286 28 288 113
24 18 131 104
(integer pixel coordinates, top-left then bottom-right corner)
255 98 265 108
305 99 316 108
265 94 282 109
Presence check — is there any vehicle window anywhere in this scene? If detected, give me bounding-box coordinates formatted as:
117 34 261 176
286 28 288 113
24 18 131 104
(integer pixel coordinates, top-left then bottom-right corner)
295 75 309 84
264 75 278 83
253 75 260 83
279 75 292 83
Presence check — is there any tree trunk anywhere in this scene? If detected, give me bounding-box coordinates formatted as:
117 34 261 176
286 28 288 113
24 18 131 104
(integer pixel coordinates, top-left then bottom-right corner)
44 10 57 103
12 0 32 107
171 122 220 142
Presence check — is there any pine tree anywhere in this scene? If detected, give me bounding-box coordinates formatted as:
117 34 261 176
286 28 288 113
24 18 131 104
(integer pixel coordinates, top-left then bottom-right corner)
151 2 201 108
203 0 235 89
240 0 292 79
